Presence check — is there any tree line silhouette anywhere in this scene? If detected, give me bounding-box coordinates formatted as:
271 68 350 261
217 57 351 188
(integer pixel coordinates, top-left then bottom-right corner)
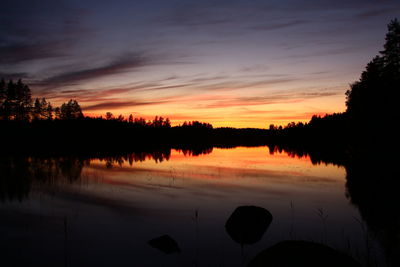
1 19 399 155
0 78 218 131
0 79 268 154
0 79 84 121
266 19 399 152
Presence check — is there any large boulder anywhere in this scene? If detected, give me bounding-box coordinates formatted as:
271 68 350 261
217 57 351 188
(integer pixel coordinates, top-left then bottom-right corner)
225 205 273 245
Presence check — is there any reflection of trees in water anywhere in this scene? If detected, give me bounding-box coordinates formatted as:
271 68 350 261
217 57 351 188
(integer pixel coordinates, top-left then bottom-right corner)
96 147 214 168
96 150 172 168
0 157 31 202
176 147 213 157
268 144 309 159
0 148 214 200
273 144 399 267
267 144 345 166
0 156 86 202
344 151 399 267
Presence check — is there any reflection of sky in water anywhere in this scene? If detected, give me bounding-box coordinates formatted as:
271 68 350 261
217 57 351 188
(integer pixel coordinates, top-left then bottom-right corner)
85 147 347 215
0 147 380 266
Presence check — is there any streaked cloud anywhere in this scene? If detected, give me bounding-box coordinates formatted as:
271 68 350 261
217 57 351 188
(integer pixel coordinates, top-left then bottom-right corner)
1 0 398 127
37 53 149 89
0 72 29 80
356 7 400 19
0 42 71 64
83 100 168 111
0 0 89 65
251 19 309 31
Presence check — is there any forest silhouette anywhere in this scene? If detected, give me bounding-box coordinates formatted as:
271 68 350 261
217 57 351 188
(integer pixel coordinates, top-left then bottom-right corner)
1 21 399 156
1 20 399 155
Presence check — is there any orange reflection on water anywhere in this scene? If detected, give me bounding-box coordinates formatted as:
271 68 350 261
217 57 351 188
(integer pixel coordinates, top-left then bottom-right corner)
68 146 351 247
87 146 345 194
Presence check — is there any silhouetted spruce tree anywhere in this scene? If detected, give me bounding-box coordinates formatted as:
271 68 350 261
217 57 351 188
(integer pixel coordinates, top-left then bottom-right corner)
346 19 400 126
41 98 52 120
33 98 53 120
0 79 6 119
382 19 400 76
164 118 171 128
45 102 53 120
33 98 42 120
116 114 125 122
0 79 32 120
15 79 32 120
134 117 146 126
60 99 83 120
105 112 113 120
54 107 61 119
4 80 17 120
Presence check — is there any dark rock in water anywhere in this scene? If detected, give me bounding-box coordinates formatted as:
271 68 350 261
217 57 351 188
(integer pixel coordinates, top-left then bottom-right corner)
225 205 273 245
148 235 181 254
248 240 362 267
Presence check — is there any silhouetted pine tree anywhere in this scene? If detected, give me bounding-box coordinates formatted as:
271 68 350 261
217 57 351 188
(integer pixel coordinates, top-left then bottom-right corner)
0 79 33 121
45 102 53 120
346 19 400 127
60 99 83 120
33 98 42 120
0 79 6 119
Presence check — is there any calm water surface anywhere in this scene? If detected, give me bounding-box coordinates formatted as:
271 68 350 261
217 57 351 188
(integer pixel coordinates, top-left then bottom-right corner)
0 147 382 266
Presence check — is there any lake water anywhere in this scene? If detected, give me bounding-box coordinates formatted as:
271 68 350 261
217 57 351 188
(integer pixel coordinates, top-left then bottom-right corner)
0 147 385 266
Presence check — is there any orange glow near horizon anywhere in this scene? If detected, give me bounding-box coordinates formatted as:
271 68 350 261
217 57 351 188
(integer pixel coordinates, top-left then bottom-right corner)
40 66 349 129
6 0 396 130
80 91 346 128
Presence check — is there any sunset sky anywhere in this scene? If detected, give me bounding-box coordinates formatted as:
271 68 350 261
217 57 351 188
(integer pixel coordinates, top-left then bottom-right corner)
1 0 399 128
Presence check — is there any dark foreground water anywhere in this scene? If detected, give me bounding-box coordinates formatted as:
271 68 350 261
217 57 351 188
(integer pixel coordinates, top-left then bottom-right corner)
0 147 389 266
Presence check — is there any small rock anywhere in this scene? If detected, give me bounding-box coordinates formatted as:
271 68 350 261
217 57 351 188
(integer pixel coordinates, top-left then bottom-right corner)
148 234 181 254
